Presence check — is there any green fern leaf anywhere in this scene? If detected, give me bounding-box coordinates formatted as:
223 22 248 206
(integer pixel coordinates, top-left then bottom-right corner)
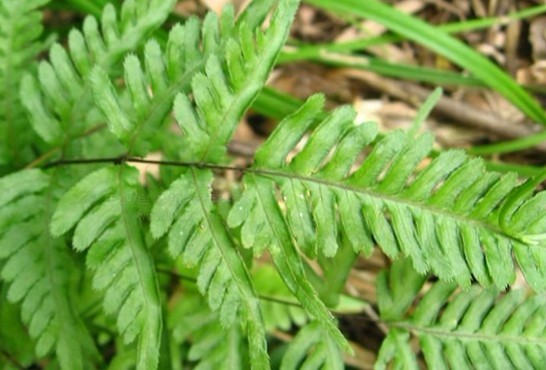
228 172 351 353
173 0 300 162
20 0 175 145
0 169 97 369
147 2 301 368
376 259 546 369
0 0 49 169
151 168 268 369
170 293 249 370
0 287 35 367
51 165 163 370
280 321 344 370
253 265 309 332
91 0 299 158
90 5 236 148
231 94 546 291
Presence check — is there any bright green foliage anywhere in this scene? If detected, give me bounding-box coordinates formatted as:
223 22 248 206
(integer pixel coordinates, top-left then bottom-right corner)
51 165 163 370
376 259 546 369
151 168 269 368
228 172 351 352
0 288 35 369
90 8 235 147
4 0 546 368
280 321 344 370
0 169 97 369
0 0 48 170
170 293 249 369
20 0 175 144
145 1 301 368
231 93 546 291
167 270 311 370
252 265 308 331
172 0 300 163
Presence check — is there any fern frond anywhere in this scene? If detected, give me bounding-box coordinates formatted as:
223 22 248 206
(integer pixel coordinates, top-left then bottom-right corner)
173 0 300 162
145 2 301 368
170 293 249 370
280 321 344 370
92 0 299 159
50 165 163 370
0 0 48 168
230 94 546 291
228 171 351 353
150 168 268 369
376 258 546 369
0 169 97 369
20 0 175 144
90 6 235 147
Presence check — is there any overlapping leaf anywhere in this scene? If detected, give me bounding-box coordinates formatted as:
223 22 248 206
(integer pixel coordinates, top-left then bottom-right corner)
0 169 97 369
0 0 48 169
230 93 546 293
151 168 268 369
91 7 235 146
228 171 351 354
91 0 299 155
51 165 163 370
376 259 546 369
280 321 344 370
20 0 175 144
148 2 301 368
172 0 301 163
170 293 249 370
253 265 308 332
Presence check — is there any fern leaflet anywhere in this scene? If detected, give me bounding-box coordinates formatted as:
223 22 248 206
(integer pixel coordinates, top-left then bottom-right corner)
0 0 48 170
376 258 546 369
0 169 97 369
90 6 236 148
20 0 175 144
0 287 35 367
172 0 301 163
230 94 546 292
151 167 268 368
144 2 301 369
253 265 309 332
170 292 249 370
50 165 163 370
280 321 344 370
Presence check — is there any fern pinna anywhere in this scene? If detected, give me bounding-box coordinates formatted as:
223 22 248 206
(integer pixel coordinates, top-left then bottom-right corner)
0 169 98 368
2 0 546 368
376 258 546 369
230 93 546 292
0 0 49 171
20 0 176 145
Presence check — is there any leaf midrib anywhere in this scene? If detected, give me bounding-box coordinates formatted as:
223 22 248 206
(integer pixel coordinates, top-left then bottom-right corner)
393 321 546 346
249 167 524 245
